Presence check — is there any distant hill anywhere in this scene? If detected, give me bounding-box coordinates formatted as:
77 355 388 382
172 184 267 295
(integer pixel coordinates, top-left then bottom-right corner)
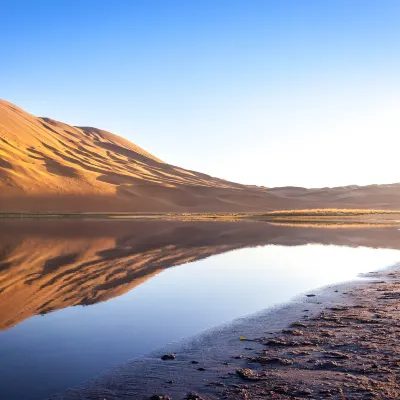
0 99 399 212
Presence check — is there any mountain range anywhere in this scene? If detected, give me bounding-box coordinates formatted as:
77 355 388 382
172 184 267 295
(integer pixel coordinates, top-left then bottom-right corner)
1 99 399 212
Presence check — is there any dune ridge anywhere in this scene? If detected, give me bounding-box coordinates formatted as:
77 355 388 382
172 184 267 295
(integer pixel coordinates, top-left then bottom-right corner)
0 100 275 212
1 99 400 212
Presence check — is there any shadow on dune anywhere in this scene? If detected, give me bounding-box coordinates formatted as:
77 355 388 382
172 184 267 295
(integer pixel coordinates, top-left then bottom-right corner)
2 100 400 214
0 158 12 169
1 219 400 331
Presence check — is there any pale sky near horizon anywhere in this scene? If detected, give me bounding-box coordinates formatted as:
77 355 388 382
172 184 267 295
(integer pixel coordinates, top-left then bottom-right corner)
2 0 400 188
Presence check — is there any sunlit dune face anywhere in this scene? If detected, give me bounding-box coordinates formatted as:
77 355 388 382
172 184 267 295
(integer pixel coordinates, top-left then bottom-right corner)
0 100 271 212
1 99 400 212
0 101 242 195
0 102 246 193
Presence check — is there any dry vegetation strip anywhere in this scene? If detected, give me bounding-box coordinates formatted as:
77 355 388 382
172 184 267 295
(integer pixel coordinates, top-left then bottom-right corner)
268 222 400 229
1 209 400 224
263 208 400 217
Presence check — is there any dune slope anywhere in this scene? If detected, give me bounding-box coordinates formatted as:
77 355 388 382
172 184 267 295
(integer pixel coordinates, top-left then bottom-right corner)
1 99 400 211
0 100 277 212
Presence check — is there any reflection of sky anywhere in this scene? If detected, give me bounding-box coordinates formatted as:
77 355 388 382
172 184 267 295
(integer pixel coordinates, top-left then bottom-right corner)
1 244 399 400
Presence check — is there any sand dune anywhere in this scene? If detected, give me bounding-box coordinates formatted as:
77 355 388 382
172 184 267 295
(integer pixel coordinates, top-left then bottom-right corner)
1 99 400 211
0 100 269 212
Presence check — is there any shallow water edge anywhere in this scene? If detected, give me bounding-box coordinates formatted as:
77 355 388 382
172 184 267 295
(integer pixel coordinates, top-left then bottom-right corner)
50 266 396 400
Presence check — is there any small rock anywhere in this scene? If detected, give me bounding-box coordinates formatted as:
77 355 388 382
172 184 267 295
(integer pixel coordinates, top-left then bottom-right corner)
297 388 313 396
291 321 307 328
329 307 348 311
265 339 292 346
250 356 293 366
274 385 289 393
325 351 349 359
319 389 334 395
161 353 176 360
236 368 260 381
320 330 335 337
282 329 304 336
315 360 340 369
211 381 225 387
184 393 206 400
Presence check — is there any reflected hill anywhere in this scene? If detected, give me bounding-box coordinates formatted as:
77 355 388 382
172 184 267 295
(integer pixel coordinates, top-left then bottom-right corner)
1 219 400 331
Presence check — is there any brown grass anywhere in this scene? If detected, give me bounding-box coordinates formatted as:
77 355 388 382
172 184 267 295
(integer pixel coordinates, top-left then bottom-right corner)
263 208 400 217
268 222 399 229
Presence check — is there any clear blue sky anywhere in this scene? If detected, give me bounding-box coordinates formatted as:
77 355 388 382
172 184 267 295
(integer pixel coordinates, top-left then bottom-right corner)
2 0 400 188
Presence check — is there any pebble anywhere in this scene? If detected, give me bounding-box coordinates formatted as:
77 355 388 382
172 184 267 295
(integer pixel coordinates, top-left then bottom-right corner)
161 353 176 360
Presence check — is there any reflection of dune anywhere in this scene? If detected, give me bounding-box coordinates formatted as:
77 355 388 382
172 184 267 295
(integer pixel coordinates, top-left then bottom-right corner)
1 220 400 331
0 220 268 331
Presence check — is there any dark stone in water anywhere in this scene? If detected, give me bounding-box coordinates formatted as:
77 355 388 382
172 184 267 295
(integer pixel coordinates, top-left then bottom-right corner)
161 353 176 360
211 381 225 387
185 393 206 400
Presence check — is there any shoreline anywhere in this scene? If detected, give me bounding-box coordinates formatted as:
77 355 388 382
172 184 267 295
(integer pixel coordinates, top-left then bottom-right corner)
50 266 400 400
2 210 400 228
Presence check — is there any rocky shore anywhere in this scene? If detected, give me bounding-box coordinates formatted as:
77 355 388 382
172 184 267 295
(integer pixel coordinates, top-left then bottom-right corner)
222 268 400 399
52 267 400 400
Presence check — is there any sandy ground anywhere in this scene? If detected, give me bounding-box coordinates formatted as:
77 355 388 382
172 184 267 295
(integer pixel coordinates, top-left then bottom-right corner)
50 266 400 400
222 268 400 400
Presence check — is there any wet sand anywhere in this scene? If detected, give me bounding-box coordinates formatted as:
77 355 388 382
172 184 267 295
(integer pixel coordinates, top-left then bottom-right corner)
51 266 400 400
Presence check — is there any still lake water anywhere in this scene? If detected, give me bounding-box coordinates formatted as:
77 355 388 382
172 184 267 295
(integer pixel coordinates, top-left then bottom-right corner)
0 220 400 400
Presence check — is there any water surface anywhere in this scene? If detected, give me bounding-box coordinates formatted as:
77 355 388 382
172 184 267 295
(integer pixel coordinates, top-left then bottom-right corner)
0 220 399 400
